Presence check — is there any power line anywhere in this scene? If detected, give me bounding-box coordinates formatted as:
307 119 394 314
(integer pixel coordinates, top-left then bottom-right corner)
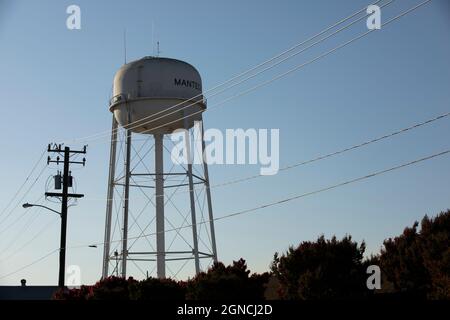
214 150 450 223
84 109 450 202
0 196 44 236
212 110 450 189
107 0 394 138
0 249 59 281
2 144 446 280
1 218 58 262
0 201 44 255
0 149 46 220
0 0 436 282
71 146 450 250
69 0 437 254
0 165 48 229
92 0 431 141
72 0 386 143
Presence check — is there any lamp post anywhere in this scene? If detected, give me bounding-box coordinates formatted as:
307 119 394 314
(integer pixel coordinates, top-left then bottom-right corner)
22 203 60 215
22 202 66 287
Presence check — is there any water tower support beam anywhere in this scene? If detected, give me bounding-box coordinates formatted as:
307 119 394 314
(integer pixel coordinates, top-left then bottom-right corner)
185 128 201 275
121 129 132 278
201 121 218 263
102 116 118 278
155 133 166 279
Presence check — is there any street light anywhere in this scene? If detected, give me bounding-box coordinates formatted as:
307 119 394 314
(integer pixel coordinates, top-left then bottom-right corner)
22 202 64 288
22 203 61 216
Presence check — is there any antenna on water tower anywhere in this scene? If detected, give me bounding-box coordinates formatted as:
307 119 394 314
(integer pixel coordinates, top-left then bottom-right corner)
152 22 160 57
151 21 155 56
123 28 127 64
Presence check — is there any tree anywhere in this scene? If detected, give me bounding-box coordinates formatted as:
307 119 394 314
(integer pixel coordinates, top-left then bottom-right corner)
53 285 92 300
52 210 449 300
90 276 136 300
271 235 367 300
186 259 270 300
129 277 186 300
379 210 450 299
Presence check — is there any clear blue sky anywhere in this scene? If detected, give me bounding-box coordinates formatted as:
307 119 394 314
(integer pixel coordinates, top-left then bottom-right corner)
0 0 449 285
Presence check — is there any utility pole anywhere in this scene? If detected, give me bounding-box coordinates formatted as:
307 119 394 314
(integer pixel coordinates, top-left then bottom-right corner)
46 144 86 288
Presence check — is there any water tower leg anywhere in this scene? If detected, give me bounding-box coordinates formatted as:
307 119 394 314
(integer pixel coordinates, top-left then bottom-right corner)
155 133 166 279
200 121 218 263
184 128 201 275
102 116 118 278
121 129 132 278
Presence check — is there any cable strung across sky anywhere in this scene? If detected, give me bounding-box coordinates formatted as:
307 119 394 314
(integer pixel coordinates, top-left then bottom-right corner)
1 145 448 281
71 0 389 143
101 0 395 139
0 166 48 229
126 0 433 139
0 149 46 220
0 0 439 282
0 0 389 240
67 146 450 251
84 109 450 202
79 0 430 146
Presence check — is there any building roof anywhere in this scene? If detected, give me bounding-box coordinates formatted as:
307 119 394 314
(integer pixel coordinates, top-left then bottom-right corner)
0 286 58 300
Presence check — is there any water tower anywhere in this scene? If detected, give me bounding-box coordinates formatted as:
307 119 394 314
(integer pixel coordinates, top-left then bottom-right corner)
102 56 217 279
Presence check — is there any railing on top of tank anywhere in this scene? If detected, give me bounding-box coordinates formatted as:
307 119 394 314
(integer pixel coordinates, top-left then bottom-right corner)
109 94 207 107
109 94 126 106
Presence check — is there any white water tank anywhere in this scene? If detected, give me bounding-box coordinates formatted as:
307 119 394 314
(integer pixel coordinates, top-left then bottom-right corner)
110 56 206 134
